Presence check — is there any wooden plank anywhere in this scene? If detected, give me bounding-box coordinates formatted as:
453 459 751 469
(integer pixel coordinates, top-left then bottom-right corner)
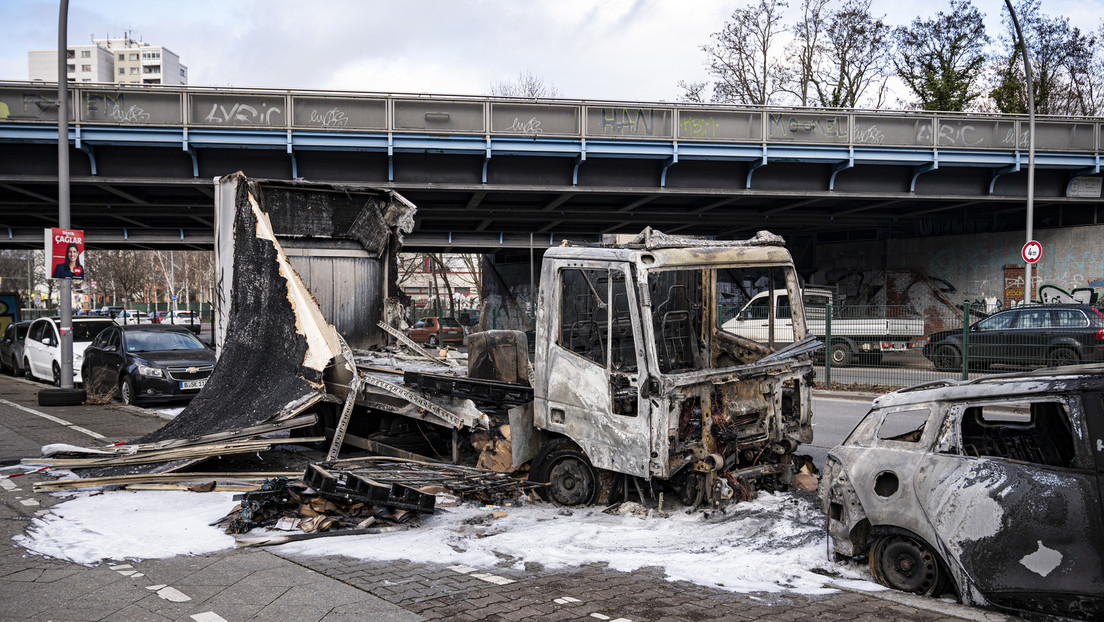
33 471 301 491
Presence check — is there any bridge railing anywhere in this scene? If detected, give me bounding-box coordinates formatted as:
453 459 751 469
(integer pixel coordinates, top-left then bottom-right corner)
0 81 1099 152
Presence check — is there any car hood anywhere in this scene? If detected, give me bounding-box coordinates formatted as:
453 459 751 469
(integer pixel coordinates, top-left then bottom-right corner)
130 349 215 367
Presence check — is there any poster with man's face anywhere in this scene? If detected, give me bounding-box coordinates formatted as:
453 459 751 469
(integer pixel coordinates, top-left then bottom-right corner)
46 227 85 280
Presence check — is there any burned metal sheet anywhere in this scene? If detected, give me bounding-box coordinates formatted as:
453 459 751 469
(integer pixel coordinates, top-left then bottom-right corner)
136 175 349 445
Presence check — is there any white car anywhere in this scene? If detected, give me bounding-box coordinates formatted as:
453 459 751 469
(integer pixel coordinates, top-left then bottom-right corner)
113 309 145 325
23 317 115 386
164 310 202 332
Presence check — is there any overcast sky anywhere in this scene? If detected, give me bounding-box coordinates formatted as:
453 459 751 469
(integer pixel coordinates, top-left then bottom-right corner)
2 0 1103 103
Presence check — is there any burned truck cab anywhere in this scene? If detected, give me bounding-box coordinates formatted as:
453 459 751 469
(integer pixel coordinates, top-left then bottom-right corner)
526 229 817 506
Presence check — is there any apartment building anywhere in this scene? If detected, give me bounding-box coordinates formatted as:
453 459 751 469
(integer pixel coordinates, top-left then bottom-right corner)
28 36 188 85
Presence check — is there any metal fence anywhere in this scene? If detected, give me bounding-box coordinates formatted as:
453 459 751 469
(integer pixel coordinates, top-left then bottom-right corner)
814 302 1104 390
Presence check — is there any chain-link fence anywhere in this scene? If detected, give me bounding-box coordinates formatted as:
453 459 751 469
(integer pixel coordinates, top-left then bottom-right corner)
813 302 1104 390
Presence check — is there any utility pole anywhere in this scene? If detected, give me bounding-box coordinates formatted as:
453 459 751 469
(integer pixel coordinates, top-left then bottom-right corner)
1004 0 1035 306
57 0 74 388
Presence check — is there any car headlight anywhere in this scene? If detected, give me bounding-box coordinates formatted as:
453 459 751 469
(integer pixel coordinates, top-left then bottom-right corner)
137 365 164 377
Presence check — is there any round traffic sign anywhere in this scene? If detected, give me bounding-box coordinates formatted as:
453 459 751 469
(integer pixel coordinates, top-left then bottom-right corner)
1022 240 1042 264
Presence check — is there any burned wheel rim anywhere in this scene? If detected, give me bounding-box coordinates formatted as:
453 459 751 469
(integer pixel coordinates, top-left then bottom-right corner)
545 453 597 506
870 535 945 596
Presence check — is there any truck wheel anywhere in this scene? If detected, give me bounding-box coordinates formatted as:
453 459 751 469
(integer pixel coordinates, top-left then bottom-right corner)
869 534 948 597
1047 347 1079 367
530 439 599 506
829 342 853 367
932 345 960 372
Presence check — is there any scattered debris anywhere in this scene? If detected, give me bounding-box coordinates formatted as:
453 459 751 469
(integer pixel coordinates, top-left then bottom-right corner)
214 458 537 546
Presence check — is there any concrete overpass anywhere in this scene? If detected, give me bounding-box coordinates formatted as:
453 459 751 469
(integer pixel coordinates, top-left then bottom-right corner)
1 81 1102 256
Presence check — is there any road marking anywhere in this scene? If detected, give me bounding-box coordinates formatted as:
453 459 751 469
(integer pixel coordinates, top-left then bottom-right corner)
554 597 581 604
0 399 106 440
0 479 15 490
19 498 40 506
470 572 514 585
191 613 228 622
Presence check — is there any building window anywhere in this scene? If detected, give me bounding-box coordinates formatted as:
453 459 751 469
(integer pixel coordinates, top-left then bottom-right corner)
81 64 91 72
66 50 75 59
81 50 91 58
118 68 125 75
118 53 125 61
129 53 138 61
144 66 160 74
67 64 75 73
180 69 186 76
82 78 90 82
130 67 139 74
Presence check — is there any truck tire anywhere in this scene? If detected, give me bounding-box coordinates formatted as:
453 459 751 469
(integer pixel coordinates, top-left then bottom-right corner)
530 438 600 506
829 342 853 367
38 388 86 407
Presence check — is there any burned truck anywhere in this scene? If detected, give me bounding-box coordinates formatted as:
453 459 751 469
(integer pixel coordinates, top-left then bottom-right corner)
211 174 817 507
507 230 818 506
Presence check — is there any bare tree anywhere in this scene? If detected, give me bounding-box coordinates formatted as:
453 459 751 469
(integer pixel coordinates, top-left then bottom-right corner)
781 0 831 106
702 0 789 105
91 250 152 306
0 250 36 301
814 0 892 108
991 0 1098 115
490 71 561 98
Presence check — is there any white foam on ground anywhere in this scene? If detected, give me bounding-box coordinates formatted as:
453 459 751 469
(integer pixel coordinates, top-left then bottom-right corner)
15 487 877 594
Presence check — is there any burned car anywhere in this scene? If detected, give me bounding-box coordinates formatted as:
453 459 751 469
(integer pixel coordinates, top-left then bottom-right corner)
820 365 1104 620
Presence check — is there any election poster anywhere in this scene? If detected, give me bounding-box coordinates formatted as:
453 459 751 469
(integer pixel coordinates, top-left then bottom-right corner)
46 228 85 280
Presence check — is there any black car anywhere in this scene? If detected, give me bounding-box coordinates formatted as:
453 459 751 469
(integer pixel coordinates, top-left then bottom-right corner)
1 320 32 376
923 303 1104 371
81 324 215 406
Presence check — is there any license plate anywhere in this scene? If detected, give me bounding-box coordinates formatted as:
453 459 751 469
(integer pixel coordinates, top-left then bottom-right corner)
180 379 207 390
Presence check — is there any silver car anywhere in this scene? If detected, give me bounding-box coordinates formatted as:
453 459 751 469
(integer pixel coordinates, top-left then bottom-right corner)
821 365 1104 620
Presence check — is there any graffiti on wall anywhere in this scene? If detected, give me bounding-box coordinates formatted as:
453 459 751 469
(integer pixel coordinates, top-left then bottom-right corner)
1037 284 1099 305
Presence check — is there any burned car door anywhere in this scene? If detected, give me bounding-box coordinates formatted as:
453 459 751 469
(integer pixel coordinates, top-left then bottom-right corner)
544 265 650 477
914 397 1104 614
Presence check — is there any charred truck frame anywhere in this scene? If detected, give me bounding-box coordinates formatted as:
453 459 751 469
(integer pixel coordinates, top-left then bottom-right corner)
515 230 818 506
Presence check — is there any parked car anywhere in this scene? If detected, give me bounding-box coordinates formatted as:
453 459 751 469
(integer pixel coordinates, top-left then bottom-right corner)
820 365 1104 620
163 310 202 333
923 303 1104 371
0 320 32 376
407 317 464 346
81 324 215 406
111 309 145 325
22 317 114 385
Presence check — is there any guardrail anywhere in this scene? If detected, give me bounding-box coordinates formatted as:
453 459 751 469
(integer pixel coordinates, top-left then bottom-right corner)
0 81 1100 152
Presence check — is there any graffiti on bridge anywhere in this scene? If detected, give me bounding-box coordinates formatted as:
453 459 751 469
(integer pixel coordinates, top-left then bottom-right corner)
769 113 847 139
204 102 282 125
308 108 349 128
596 108 657 137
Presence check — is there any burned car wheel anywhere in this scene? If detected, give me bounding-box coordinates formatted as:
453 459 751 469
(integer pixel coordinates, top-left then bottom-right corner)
531 439 599 506
869 534 947 597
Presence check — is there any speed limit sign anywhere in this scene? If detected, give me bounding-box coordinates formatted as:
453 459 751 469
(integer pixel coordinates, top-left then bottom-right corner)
1022 240 1042 264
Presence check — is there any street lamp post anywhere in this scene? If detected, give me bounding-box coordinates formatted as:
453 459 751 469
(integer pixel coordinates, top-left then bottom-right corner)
57 0 74 388
1004 0 1035 306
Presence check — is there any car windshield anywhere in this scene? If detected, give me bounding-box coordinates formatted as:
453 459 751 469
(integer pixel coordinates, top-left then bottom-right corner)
72 321 111 342
126 330 205 352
